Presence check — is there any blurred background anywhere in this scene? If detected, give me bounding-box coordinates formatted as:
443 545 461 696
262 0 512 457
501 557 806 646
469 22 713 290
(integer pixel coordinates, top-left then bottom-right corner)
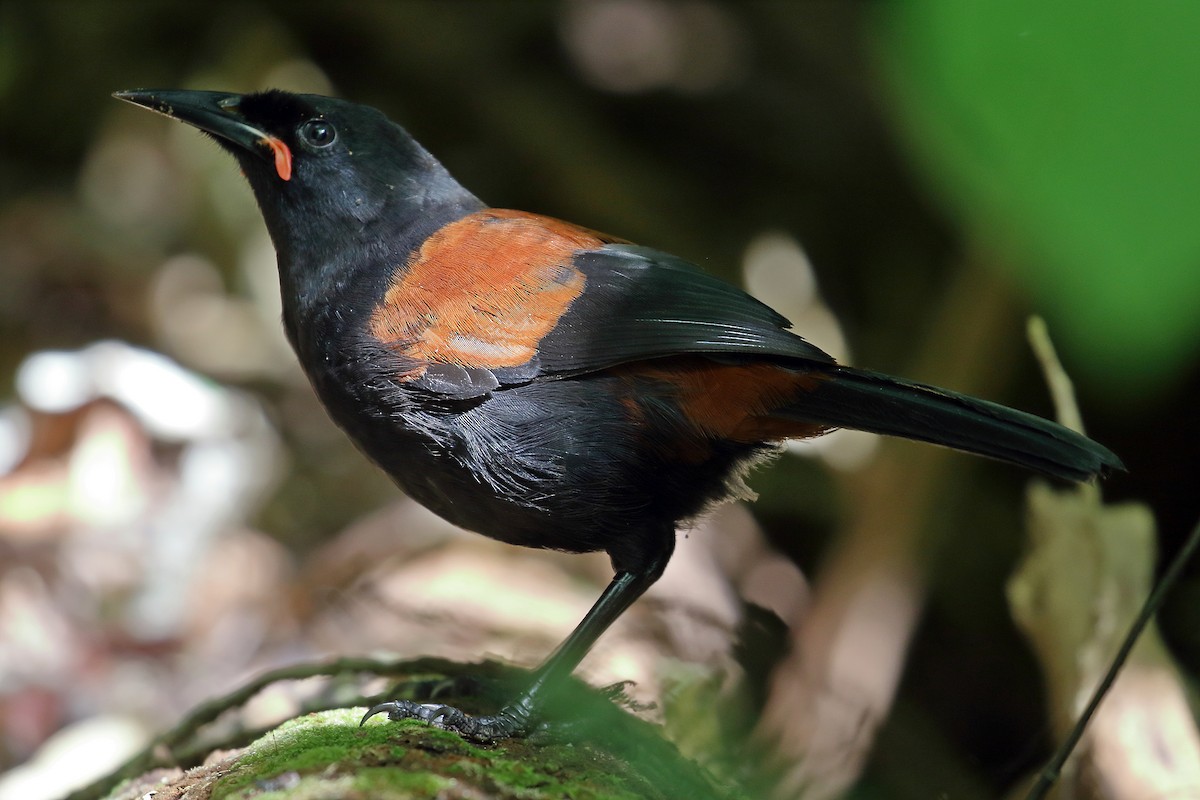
1 2 1197 799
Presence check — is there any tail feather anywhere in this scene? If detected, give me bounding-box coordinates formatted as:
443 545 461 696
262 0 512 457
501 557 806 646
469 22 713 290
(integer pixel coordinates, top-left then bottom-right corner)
779 366 1124 482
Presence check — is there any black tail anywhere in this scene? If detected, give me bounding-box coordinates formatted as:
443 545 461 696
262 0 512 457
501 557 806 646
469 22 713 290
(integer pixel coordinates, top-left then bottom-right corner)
781 366 1124 482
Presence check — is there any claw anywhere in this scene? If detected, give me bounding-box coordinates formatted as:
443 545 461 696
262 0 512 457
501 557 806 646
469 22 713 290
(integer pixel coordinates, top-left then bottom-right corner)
358 698 527 743
360 700 445 726
360 701 401 726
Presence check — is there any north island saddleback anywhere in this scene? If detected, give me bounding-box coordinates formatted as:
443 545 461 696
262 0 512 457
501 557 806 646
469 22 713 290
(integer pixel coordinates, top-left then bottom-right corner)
113 89 1123 742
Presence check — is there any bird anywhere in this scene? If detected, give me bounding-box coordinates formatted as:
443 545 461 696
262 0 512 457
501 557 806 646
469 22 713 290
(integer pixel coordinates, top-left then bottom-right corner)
113 88 1123 742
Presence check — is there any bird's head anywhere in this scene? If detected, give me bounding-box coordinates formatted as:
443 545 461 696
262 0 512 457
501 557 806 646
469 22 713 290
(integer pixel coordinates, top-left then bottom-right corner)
113 89 480 267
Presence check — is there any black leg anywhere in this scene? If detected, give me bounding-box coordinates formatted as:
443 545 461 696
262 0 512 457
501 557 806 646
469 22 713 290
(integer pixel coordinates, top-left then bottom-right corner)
361 543 671 742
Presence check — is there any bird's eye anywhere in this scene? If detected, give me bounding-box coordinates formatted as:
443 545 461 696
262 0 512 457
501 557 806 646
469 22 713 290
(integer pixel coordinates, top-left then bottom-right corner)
299 119 336 148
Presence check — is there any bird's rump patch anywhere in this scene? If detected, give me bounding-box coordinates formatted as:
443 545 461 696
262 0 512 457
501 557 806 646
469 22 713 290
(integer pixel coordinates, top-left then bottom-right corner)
617 357 832 453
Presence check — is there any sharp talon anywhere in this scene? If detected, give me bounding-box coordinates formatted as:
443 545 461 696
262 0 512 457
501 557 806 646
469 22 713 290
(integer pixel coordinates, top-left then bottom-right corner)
357 697 524 743
360 701 399 726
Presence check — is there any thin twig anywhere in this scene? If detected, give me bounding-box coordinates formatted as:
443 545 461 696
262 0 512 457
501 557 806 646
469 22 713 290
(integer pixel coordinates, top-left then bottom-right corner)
1023 514 1200 800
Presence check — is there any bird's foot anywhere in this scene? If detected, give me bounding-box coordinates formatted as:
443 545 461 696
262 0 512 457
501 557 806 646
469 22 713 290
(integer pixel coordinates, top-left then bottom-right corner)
360 699 529 744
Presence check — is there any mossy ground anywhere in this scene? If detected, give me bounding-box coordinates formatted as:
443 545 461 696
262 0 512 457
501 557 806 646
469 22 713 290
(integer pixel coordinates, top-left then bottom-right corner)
107 703 730 800
217 708 654 800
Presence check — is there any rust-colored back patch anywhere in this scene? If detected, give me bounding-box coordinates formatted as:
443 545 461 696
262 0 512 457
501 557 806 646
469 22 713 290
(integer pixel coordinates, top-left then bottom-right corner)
617 357 831 459
369 209 604 378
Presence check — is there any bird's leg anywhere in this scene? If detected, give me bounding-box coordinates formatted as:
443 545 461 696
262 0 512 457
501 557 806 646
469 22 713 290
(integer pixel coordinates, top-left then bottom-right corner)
362 545 670 743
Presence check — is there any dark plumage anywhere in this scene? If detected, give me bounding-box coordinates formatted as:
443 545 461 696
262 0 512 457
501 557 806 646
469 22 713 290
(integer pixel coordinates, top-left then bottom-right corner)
114 88 1123 741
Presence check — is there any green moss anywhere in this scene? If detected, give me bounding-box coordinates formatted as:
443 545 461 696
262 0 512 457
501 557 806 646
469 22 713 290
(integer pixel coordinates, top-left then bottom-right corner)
209 709 436 799
197 690 737 800
228 770 454 800
477 738 651 800
352 767 456 796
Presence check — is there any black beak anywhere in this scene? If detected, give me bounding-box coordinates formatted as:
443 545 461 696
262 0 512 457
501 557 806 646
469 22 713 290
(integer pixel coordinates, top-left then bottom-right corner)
113 89 273 163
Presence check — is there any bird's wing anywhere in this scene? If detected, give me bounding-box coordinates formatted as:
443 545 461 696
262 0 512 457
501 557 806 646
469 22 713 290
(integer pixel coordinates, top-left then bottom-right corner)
365 209 833 399
536 243 834 375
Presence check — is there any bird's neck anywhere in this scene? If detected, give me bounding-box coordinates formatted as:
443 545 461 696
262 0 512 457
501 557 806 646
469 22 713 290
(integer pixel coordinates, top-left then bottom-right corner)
272 195 485 354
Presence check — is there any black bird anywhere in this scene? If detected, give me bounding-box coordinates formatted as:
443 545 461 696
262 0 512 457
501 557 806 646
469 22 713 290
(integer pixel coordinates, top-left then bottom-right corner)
113 88 1123 742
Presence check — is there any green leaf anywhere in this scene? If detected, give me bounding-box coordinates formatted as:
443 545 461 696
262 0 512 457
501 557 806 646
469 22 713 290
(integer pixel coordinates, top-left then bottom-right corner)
874 1 1200 395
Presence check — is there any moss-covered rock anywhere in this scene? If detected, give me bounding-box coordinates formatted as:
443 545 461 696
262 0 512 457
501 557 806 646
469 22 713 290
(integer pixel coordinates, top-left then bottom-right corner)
105 699 741 800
